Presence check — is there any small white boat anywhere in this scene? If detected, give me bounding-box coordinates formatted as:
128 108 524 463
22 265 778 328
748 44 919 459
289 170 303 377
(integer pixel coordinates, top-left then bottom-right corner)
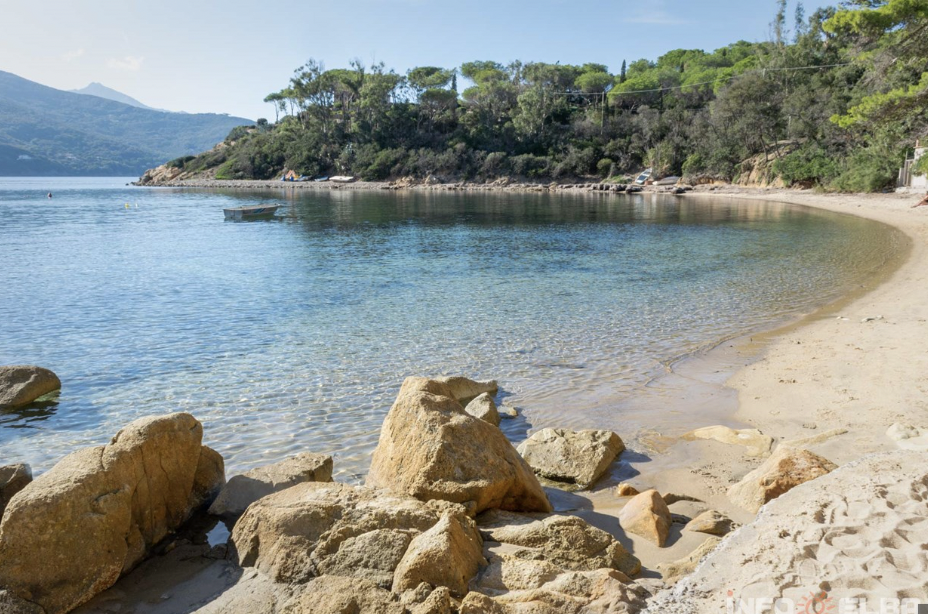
223 204 279 220
329 176 356 183
633 168 653 185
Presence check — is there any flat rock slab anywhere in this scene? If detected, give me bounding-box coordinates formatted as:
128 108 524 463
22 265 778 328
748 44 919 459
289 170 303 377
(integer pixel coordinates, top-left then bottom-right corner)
208 452 333 520
684 510 737 536
477 509 640 577
433 376 498 403
517 428 625 489
0 365 61 410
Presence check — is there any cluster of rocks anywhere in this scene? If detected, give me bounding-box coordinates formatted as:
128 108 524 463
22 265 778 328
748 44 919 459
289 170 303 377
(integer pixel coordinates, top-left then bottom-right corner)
0 370 846 614
0 376 648 614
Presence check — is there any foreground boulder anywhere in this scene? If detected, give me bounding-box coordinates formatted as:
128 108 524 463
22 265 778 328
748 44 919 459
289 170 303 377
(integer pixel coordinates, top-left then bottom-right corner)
464 393 501 426
728 446 837 513
434 376 498 403
0 413 225 614
0 464 32 517
478 510 640 576
208 452 333 520
618 489 672 547
517 428 625 489
367 377 551 514
230 481 483 592
0 365 61 410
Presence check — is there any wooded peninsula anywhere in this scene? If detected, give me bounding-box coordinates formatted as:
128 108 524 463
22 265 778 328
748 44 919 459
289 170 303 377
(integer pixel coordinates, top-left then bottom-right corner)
164 1 928 192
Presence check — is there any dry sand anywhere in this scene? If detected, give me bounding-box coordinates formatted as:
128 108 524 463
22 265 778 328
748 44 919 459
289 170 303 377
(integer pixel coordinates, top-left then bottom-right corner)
636 189 928 611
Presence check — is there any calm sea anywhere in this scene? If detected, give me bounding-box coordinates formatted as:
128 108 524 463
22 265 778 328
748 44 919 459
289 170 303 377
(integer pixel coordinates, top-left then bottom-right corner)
0 178 902 480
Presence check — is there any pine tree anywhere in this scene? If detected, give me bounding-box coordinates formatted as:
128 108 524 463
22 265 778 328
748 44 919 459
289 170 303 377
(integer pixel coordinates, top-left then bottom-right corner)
620 60 627 84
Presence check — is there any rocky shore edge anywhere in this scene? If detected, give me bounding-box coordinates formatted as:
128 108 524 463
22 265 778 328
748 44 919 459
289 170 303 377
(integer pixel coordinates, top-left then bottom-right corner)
3 366 925 614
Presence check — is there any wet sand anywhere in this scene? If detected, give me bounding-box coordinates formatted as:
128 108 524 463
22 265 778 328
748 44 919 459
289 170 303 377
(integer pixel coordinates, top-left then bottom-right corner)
576 189 927 571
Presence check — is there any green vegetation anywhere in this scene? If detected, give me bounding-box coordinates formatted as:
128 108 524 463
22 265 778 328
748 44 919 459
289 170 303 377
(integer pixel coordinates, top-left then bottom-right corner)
179 1 928 191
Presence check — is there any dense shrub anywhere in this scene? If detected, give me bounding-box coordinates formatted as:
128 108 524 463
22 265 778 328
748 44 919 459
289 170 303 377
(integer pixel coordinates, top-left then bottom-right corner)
828 148 900 193
772 145 841 187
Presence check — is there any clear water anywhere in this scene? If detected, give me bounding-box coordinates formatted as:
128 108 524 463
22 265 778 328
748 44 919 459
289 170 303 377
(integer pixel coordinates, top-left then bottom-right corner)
0 178 901 481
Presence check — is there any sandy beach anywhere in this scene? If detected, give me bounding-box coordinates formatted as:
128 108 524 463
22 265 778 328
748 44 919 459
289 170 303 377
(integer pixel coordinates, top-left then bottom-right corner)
11 184 928 613
635 188 928 610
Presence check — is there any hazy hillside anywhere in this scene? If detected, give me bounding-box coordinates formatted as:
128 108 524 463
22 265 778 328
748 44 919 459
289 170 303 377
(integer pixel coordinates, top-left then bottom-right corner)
70 82 156 111
0 70 253 176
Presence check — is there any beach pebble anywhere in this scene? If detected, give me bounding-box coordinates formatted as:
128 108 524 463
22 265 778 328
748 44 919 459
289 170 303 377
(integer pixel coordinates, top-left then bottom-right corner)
615 483 640 497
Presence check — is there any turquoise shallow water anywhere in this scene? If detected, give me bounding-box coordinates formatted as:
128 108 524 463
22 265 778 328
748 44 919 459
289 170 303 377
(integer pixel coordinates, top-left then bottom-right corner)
0 178 901 480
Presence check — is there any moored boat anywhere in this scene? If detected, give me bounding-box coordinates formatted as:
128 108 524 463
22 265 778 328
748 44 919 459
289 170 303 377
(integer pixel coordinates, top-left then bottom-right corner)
223 204 279 220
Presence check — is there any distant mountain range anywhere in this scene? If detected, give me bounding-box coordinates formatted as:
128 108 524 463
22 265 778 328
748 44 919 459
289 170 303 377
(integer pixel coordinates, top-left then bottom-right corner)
70 82 159 111
0 70 253 176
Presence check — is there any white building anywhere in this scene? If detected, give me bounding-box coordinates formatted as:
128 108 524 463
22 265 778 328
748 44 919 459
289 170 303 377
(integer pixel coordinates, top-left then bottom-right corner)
899 139 927 190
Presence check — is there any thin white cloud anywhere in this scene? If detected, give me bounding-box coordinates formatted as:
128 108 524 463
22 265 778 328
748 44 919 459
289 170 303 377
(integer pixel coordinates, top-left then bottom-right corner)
62 48 85 63
627 0 687 25
107 55 145 71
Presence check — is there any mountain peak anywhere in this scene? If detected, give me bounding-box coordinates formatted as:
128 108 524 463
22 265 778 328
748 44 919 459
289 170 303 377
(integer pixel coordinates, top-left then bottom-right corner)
70 82 157 111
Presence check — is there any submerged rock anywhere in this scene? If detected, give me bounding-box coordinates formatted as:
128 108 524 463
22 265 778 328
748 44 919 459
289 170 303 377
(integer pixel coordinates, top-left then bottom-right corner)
682 425 773 457
618 489 672 547
0 463 32 517
464 393 501 426
517 428 625 489
728 446 837 513
0 413 225 614
0 365 61 410
367 377 551 514
208 452 333 520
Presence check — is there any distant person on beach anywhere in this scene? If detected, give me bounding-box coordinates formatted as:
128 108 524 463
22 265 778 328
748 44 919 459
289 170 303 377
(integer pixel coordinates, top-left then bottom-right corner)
914 192 928 208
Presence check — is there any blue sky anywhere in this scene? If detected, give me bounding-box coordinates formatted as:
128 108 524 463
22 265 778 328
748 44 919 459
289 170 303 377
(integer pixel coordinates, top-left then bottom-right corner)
1 0 832 120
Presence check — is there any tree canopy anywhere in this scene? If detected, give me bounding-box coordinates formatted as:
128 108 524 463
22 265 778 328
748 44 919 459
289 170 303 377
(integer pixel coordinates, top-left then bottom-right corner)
174 1 928 192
